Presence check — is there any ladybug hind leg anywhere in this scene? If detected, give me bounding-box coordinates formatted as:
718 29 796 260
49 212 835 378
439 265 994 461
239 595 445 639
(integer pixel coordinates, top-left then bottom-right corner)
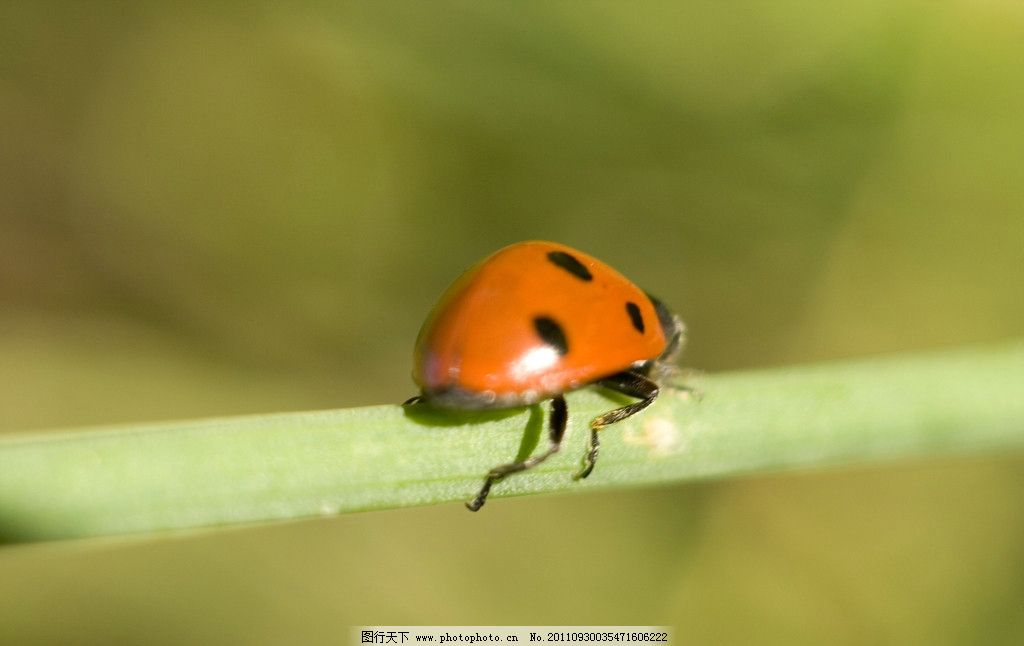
465 395 568 512
574 371 659 481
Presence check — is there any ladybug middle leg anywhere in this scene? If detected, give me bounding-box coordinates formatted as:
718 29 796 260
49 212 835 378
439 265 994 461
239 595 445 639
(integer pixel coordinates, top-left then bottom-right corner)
574 370 659 480
466 395 568 512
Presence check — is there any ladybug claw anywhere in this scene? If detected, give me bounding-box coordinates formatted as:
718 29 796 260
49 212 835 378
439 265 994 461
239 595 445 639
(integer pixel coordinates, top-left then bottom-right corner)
572 467 592 481
466 478 495 511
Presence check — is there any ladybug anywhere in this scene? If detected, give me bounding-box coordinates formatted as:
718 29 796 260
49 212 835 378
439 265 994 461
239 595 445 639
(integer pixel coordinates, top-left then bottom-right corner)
406 240 685 511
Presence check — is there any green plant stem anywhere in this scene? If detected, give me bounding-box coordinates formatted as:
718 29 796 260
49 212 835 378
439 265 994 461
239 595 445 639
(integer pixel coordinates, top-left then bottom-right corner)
2 341 1023 543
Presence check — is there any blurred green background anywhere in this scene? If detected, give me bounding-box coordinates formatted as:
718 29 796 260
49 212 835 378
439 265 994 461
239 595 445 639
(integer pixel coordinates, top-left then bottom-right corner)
2 1 1023 644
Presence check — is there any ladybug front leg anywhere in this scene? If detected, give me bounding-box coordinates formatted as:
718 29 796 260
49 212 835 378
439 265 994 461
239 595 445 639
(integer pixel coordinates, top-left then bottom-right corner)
465 395 568 511
574 371 659 480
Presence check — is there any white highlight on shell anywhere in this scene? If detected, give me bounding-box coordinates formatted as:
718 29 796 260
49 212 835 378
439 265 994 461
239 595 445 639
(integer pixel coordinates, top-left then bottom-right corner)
510 345 560 381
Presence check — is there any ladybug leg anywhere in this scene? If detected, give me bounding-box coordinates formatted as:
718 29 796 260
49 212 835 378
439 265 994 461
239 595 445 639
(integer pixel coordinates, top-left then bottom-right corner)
402 395 423 406
574 371 659 480
465 395 568 512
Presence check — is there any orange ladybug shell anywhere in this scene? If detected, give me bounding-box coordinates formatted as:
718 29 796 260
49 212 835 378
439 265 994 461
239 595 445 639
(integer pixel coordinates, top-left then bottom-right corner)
413 241 667 408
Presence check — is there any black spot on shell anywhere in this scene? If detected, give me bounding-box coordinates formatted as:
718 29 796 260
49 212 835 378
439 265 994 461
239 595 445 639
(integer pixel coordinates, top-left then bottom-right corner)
625 301 645 333
546 251 592 282
533 316 569 355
